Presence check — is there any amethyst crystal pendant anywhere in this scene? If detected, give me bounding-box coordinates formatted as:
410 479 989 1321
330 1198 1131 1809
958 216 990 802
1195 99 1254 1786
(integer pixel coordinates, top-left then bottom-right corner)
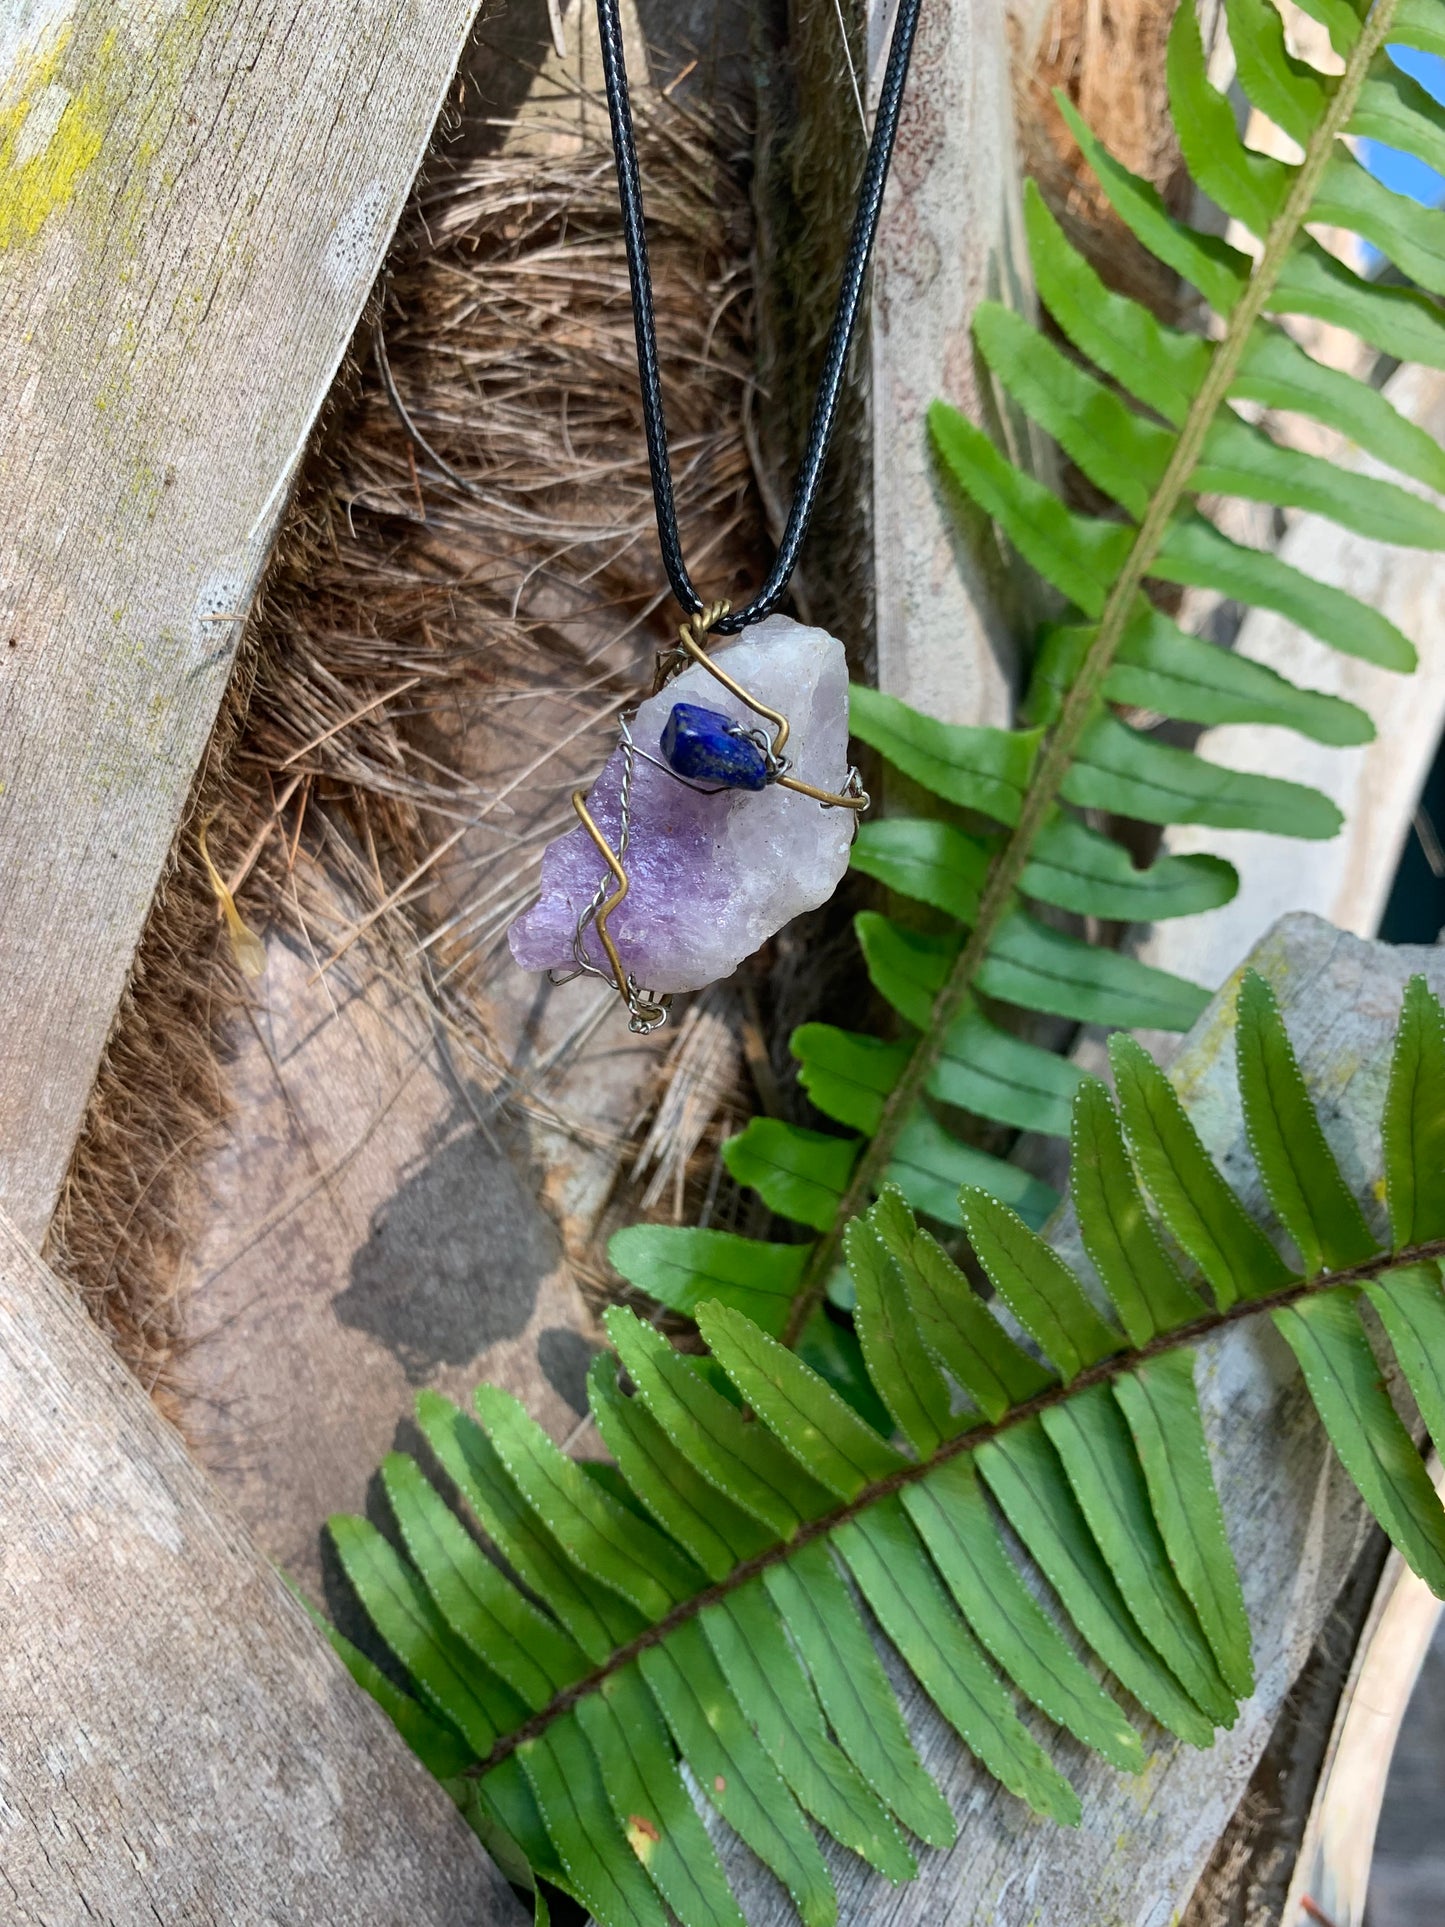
508 616 855 996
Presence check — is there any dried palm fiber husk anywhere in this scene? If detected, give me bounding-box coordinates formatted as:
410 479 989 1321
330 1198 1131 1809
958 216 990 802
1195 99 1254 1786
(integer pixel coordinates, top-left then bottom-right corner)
629 990 742 1214
1013 0 1192 320
46 48 770 1404
43 680 259 1422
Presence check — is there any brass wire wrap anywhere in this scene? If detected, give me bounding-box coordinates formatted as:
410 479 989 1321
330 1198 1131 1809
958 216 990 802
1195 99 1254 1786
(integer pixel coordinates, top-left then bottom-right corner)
567 781 671 1034
674 606 791 757
568 789 631 1000
673 603 868 813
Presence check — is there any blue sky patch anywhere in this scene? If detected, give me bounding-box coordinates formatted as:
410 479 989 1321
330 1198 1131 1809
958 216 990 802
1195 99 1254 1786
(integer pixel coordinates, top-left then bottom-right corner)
1359 46 1445 209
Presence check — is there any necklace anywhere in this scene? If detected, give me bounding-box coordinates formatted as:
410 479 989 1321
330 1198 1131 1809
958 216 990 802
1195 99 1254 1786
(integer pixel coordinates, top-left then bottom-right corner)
509 0 925 1030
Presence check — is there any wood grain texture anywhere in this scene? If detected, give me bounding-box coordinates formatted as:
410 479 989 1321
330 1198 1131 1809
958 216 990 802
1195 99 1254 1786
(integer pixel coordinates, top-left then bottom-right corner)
1282 1460 1445 1927
0 0 482 1243
1361 1612 1445 1924
868 0 1034 728
0 1203 524 1926
715 912 1440 1925
182 926 623 1603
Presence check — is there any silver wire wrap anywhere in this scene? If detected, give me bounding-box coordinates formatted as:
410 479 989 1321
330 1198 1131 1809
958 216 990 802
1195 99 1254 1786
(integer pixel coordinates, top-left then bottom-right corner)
548 719 671 1034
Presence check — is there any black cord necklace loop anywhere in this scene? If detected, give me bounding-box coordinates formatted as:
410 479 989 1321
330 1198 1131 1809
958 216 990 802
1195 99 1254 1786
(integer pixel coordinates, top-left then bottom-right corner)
595 0 925 636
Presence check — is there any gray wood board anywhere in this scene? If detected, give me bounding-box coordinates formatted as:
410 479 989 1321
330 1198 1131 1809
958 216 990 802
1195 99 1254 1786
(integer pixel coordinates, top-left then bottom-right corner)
0 1203 523 1925
181 925 625 1603
869 0 1037 729
1281 1459 1444 1927
715 911 1438 1925
0 0 482 1243
1367 1615 1445 1924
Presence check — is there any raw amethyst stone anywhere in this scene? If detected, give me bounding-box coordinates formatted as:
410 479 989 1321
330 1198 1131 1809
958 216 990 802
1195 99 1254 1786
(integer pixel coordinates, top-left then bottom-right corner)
508 617 854 995
661 702 769 790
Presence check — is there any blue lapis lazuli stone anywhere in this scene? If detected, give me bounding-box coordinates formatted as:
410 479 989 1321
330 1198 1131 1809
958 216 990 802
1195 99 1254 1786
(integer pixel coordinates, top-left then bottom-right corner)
660 702 769 791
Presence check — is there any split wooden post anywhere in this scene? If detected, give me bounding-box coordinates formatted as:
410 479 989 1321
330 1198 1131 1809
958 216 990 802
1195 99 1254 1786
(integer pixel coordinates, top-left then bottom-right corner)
0 0 484 1242
1282 1461 1445 1927
0 1205 524 1923
868 0 1035 729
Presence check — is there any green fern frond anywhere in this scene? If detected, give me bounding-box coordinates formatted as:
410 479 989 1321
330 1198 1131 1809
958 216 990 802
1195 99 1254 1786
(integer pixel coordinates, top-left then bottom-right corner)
612 0 1444 1347
325 973 1445 1927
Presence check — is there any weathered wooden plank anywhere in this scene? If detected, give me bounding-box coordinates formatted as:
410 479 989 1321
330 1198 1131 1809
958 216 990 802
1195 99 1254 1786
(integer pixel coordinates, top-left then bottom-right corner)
716 912 1440 1924
183 924 623 1601
0 0 483 1243
1359 1614 1445 1923
868 0 1032 728
0 1203 523 1925
1179 1527 1391 1927
1282 1462 1445 1927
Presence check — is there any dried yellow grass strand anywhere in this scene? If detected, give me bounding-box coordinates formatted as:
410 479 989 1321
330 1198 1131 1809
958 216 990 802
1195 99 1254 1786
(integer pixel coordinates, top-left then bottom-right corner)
196 817 267 980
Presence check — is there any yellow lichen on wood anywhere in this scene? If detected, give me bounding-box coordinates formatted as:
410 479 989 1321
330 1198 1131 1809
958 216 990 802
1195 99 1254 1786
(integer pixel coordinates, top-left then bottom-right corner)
0 24 107 250
0 0 493 1264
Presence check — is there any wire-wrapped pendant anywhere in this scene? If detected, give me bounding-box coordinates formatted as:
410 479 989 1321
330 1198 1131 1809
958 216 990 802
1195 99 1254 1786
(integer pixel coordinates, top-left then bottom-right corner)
508 615 865 1028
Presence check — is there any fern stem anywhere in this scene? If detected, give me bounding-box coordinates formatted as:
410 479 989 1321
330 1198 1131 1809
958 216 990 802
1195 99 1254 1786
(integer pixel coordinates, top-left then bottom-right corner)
476 1230 1445 1774
780 0 1398 1348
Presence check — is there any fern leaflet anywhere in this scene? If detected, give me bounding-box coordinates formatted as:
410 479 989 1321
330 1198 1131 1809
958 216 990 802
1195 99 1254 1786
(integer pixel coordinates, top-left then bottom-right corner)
324 971 1445 1927
613 0 1444 1351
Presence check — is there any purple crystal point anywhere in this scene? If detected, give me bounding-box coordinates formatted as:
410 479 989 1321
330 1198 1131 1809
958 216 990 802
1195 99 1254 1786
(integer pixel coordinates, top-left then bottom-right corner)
661 702 769 790
508 617 853 995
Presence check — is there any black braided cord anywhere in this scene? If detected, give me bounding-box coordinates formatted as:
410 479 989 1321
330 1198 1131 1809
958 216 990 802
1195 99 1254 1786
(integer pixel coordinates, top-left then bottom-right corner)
594 0 925 635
